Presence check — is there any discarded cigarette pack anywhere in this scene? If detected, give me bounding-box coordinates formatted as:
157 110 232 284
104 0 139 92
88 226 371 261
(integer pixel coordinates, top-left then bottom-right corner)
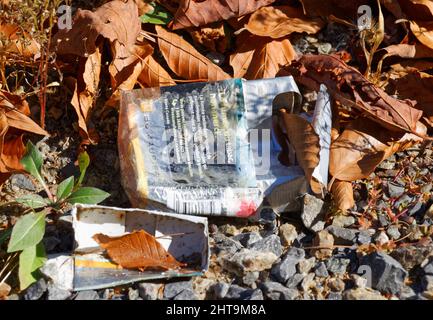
44 205 209 291
119 76 331 217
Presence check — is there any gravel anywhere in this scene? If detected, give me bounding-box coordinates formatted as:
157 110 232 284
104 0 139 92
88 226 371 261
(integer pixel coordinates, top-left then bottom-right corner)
164 280 193 300
138 282 162 300
74 290 99 300
279 223 298 246
271 248 305 283
301 194 326 232
23 279 47 300
249 234 283 257
326 226 357 245
224 285 263 300
232 232 262 248
359 252 408 295
260 281 299 300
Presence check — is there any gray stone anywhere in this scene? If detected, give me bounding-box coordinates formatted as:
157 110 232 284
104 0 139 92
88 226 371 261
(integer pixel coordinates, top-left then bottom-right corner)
128 288 140 300
220 249 278 276
351 274 367 289
386 225 401 240
391 245 433 271
408 202 424 217
286 273 305 289
314 262 329 278
260 281 298 300
398 285 417 300
164 280 193 300
11 174 36 191
279 223 298 246
298 257 316 274
249 234 283 257
173 289 198 300
74 290 99 300
422 275 433 292
378 213 390 227
423 257 433 275
394 194 414 209
386 182 405 198
213 233 243 255
373 231 390 245
138 282 162 300
242 272 259 287
327 226 357 245
232 232 262 248
47 282 71 300
326 257 350 275
301 194 326 232
224 285 263 300
271 248 305 283
300 273 315 291
360 252 408 295
332 216 356 228
24 279 47 300
343 288 386 300
327 292 342 300
219 224 239 237
209 282 230 299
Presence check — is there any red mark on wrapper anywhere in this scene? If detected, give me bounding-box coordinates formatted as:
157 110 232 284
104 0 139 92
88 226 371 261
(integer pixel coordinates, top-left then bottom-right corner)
236 200 257 218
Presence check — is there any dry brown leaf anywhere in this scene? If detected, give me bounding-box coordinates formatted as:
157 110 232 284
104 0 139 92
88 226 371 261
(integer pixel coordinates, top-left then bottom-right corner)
156 26 230 81
330 118 426 181
188 22 228 53
280 111 322 194
409 21 433 51
106 39 154 107
0 282 11 300
171 0 276 29
381 43 433 60
0 23 40 58
398 0 433 21
137 55 176 87
230 33 296 79
0 91 47 179
284 54 425 136
391 70 433 126
299 0 365 20
331 180 355 212
93 230 186 271
245 6 324 39
52 0 141 57
70 45 102 142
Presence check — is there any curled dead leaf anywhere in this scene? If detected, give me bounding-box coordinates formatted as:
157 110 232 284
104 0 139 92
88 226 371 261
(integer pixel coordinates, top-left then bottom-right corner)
279 111 322 194
330 118 426 181
284 54 424 136
331 180 355 212
156 26 230 81
93 230 186 271
245 6 324 39
0 23 40 58
171 0 276 29
188 22 228 53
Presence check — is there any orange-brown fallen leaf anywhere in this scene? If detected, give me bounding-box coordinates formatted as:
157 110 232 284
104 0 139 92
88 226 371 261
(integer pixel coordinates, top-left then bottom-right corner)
52 0 141 57
279 110 323 195
156 26 230 81
137 54 176 87
245 6 324 39
230 33 296 79
0 91 47 184
171 0 276 29
70 45 102 143
391 70 433 126
409 21 433 51
0 282 11 300
331 180 355 212
93 230 186 271
188 22 228 53
299 0 365 20
0 23 40 58
330 118 426 182
284 54 425 136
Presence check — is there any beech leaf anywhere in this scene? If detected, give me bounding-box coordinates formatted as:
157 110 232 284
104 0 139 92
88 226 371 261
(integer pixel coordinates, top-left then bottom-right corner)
93 230 186 271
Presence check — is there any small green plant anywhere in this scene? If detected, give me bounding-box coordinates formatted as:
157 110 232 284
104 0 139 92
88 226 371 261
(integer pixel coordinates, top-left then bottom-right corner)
5 141 109 290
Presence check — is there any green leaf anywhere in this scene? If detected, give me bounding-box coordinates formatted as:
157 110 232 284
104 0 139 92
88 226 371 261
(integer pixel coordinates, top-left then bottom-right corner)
16 194 48 209
18 242 46 290
77 151 90 186
20 141 45 186
67 187 110 205
56 176 74 201
7 211 46 253
140 2 172 25
0 228 12 246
